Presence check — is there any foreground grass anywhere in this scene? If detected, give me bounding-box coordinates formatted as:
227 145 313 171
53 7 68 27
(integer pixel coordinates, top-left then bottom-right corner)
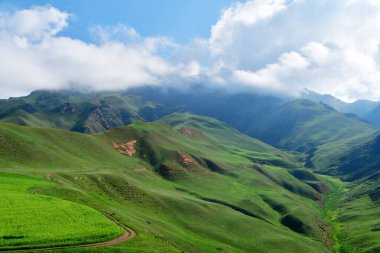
0 173 123 250
337 183 380 253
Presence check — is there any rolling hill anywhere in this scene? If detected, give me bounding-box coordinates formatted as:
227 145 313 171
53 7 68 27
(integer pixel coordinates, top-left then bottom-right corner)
1 88 376 171
0 113 333 252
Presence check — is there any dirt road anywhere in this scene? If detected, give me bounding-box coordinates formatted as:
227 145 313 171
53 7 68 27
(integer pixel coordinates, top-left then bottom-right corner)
1 223 136 252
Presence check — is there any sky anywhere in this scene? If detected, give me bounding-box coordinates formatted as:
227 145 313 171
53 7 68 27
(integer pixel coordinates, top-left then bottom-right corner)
0 0 235 43
1 0 380 102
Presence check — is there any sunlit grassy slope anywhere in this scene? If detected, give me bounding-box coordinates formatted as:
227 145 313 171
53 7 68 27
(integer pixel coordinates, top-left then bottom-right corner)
0 173 123 250
0 113 334 252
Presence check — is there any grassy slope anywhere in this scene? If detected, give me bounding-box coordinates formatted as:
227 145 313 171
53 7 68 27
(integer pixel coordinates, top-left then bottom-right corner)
1 91 376 173
317 176 380 253
244 100 377 172
319 132 380 253
0 173 123 250
0 114 332 252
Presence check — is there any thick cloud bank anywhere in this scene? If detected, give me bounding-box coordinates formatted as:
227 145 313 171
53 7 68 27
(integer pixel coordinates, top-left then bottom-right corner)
0 6 197 98
2 1 380 101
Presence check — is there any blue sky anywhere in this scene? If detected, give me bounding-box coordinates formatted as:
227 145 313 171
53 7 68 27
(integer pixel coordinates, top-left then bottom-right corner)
0 0 235 43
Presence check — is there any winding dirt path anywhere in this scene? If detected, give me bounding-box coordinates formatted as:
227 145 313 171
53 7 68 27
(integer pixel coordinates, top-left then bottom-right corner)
1 221 136 252
80 227 136 248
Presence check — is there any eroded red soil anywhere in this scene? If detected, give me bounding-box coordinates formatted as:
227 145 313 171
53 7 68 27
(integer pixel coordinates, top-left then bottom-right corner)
112 140 137 156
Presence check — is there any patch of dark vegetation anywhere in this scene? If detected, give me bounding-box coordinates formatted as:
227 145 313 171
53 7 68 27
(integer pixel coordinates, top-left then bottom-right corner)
291 170 318 181
138 139 161 167
203 159 236 177
2 235 24 240
261 196 287 214
200 197 272 225
368 246 380 253
371 224 380 232
281 214 309 235
156 164 183 180
369 187 380 203
283 182 295 192
307 182 330 194
253 165 278 181
203 159 224 173
244 156 294 169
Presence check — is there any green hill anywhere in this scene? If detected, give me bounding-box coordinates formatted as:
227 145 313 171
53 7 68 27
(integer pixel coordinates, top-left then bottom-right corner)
241 100 377 171
0 90 169 134
1 90 376 172
0 114 332 252
303 130 380 253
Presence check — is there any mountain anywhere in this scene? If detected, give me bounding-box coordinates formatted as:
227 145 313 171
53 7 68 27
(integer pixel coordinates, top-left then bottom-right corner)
241 99 377 172
0 113 332 252
302 89 380 126
365 106 380 127
0 90 173 133
335 131 380 181
1 88 377 171
124 88 378 170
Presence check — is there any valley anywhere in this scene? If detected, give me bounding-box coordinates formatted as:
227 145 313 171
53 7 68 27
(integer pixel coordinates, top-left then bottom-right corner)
0 90 379 252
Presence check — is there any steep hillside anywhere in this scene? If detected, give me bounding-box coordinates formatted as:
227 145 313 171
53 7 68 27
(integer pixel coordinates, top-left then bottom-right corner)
1 88 376 172
335 132 380 181
0 88 286 134
0 90 172 134
126 88 378 170
0 115 333 252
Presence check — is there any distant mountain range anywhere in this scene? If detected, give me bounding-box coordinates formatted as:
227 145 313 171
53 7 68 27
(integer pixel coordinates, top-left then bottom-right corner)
302 89 380 126
0 87 378 173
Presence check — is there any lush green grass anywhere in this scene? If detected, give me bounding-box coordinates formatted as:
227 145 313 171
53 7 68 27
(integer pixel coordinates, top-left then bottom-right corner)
0 173 123 250
335 180 380 253
0 114 334 252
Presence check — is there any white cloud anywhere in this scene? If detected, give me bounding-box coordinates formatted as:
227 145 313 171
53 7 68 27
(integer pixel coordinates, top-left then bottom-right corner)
202 0 380 101
0 5 199 98
209 0 288 67
0 5 68 41
2 1 380 101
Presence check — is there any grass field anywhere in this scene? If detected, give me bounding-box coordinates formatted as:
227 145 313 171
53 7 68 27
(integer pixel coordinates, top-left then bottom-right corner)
335 182 380 253
0 173 123 250
0 113 343 252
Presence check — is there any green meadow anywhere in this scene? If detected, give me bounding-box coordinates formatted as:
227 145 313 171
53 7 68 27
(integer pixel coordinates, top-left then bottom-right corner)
0 173 123 250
